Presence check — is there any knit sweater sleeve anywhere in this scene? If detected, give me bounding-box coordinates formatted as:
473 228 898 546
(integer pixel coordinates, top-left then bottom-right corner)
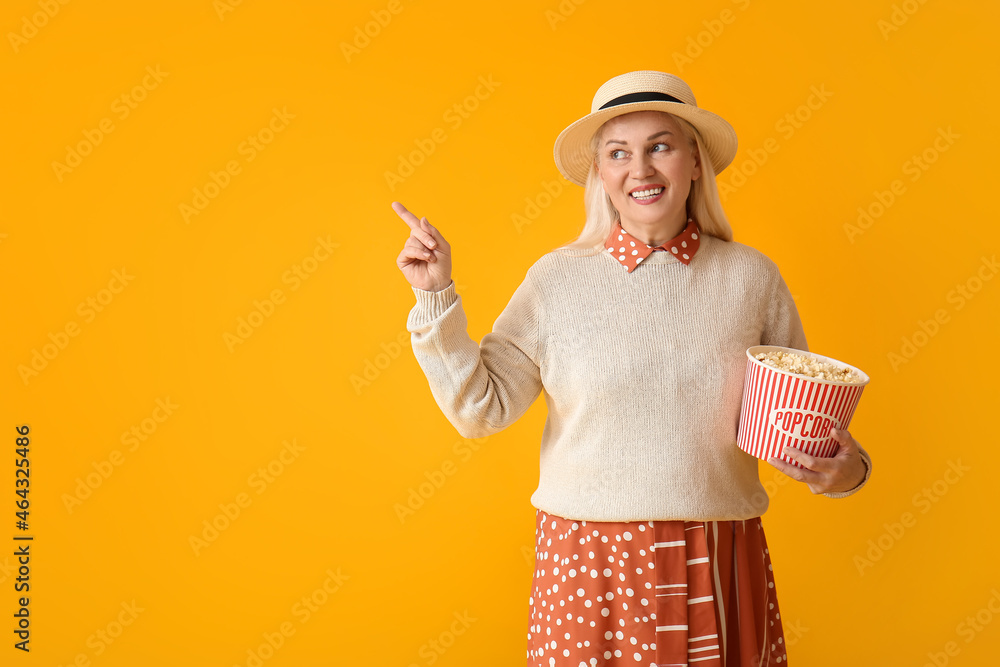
406 275 543 439
761 267 808 352
760 265 873 499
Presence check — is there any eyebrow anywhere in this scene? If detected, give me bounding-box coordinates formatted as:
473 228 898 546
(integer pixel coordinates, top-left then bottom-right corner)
605 130 673 146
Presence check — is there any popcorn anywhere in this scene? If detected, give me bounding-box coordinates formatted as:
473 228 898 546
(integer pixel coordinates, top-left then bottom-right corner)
753 350 863 384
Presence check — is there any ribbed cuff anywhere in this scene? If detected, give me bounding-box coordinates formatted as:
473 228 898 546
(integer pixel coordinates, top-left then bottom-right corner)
409 280 457 325
822 446 872 499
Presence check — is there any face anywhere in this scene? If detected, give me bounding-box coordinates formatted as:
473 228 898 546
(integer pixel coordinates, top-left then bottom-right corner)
593 110 701 239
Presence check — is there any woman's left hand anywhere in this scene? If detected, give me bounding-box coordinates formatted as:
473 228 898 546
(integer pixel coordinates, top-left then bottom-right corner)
766 427 867 494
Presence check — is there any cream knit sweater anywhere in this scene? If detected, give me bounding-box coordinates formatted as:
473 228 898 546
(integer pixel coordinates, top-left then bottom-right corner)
406 232 872 521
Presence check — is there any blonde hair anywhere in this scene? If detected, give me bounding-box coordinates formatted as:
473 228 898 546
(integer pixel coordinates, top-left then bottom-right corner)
554 111 733 254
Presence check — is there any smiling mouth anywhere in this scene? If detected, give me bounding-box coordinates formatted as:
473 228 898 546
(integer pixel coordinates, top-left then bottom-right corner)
630 186 664 201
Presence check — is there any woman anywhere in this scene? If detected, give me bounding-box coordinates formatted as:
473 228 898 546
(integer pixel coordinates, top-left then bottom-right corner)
393 71 872 666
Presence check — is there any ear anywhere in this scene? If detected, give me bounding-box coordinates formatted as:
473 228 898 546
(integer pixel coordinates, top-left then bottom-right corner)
691 146 702 182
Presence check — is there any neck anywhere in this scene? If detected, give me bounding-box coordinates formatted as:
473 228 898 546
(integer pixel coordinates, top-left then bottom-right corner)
619 210 688 247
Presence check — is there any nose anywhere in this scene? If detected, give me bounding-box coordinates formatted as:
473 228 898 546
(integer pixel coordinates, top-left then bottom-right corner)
630 151 654 179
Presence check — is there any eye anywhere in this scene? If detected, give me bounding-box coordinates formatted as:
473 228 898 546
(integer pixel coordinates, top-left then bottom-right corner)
609 143 670 160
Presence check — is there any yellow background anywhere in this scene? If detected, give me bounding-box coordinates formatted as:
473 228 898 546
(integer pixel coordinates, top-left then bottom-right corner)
1 0 998 664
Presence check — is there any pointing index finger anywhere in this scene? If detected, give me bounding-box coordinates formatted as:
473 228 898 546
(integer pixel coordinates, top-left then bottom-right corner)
392 202 437 248
391 201 422 230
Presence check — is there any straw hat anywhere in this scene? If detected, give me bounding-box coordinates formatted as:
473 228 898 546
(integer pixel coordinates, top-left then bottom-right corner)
553 70 738 187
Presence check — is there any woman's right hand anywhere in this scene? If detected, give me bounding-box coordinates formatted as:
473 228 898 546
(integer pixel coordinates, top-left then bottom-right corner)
393 201 453 292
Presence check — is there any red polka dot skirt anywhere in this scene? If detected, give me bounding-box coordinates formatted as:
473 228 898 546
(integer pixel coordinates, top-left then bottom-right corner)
526 508 788 666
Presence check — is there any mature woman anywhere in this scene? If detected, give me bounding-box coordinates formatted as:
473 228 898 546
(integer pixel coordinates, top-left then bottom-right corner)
393 70 872 666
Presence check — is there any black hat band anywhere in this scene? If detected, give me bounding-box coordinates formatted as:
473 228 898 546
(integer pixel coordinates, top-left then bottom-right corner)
598 91 685 110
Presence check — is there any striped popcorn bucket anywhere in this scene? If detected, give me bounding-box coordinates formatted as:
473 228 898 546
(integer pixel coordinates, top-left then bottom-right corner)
737 345 870 468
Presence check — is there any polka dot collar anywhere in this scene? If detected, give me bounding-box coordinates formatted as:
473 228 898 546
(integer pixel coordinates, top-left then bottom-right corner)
605 217 701 272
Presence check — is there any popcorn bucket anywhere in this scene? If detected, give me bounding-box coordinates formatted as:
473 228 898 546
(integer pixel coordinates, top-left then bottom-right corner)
736 345 870 469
